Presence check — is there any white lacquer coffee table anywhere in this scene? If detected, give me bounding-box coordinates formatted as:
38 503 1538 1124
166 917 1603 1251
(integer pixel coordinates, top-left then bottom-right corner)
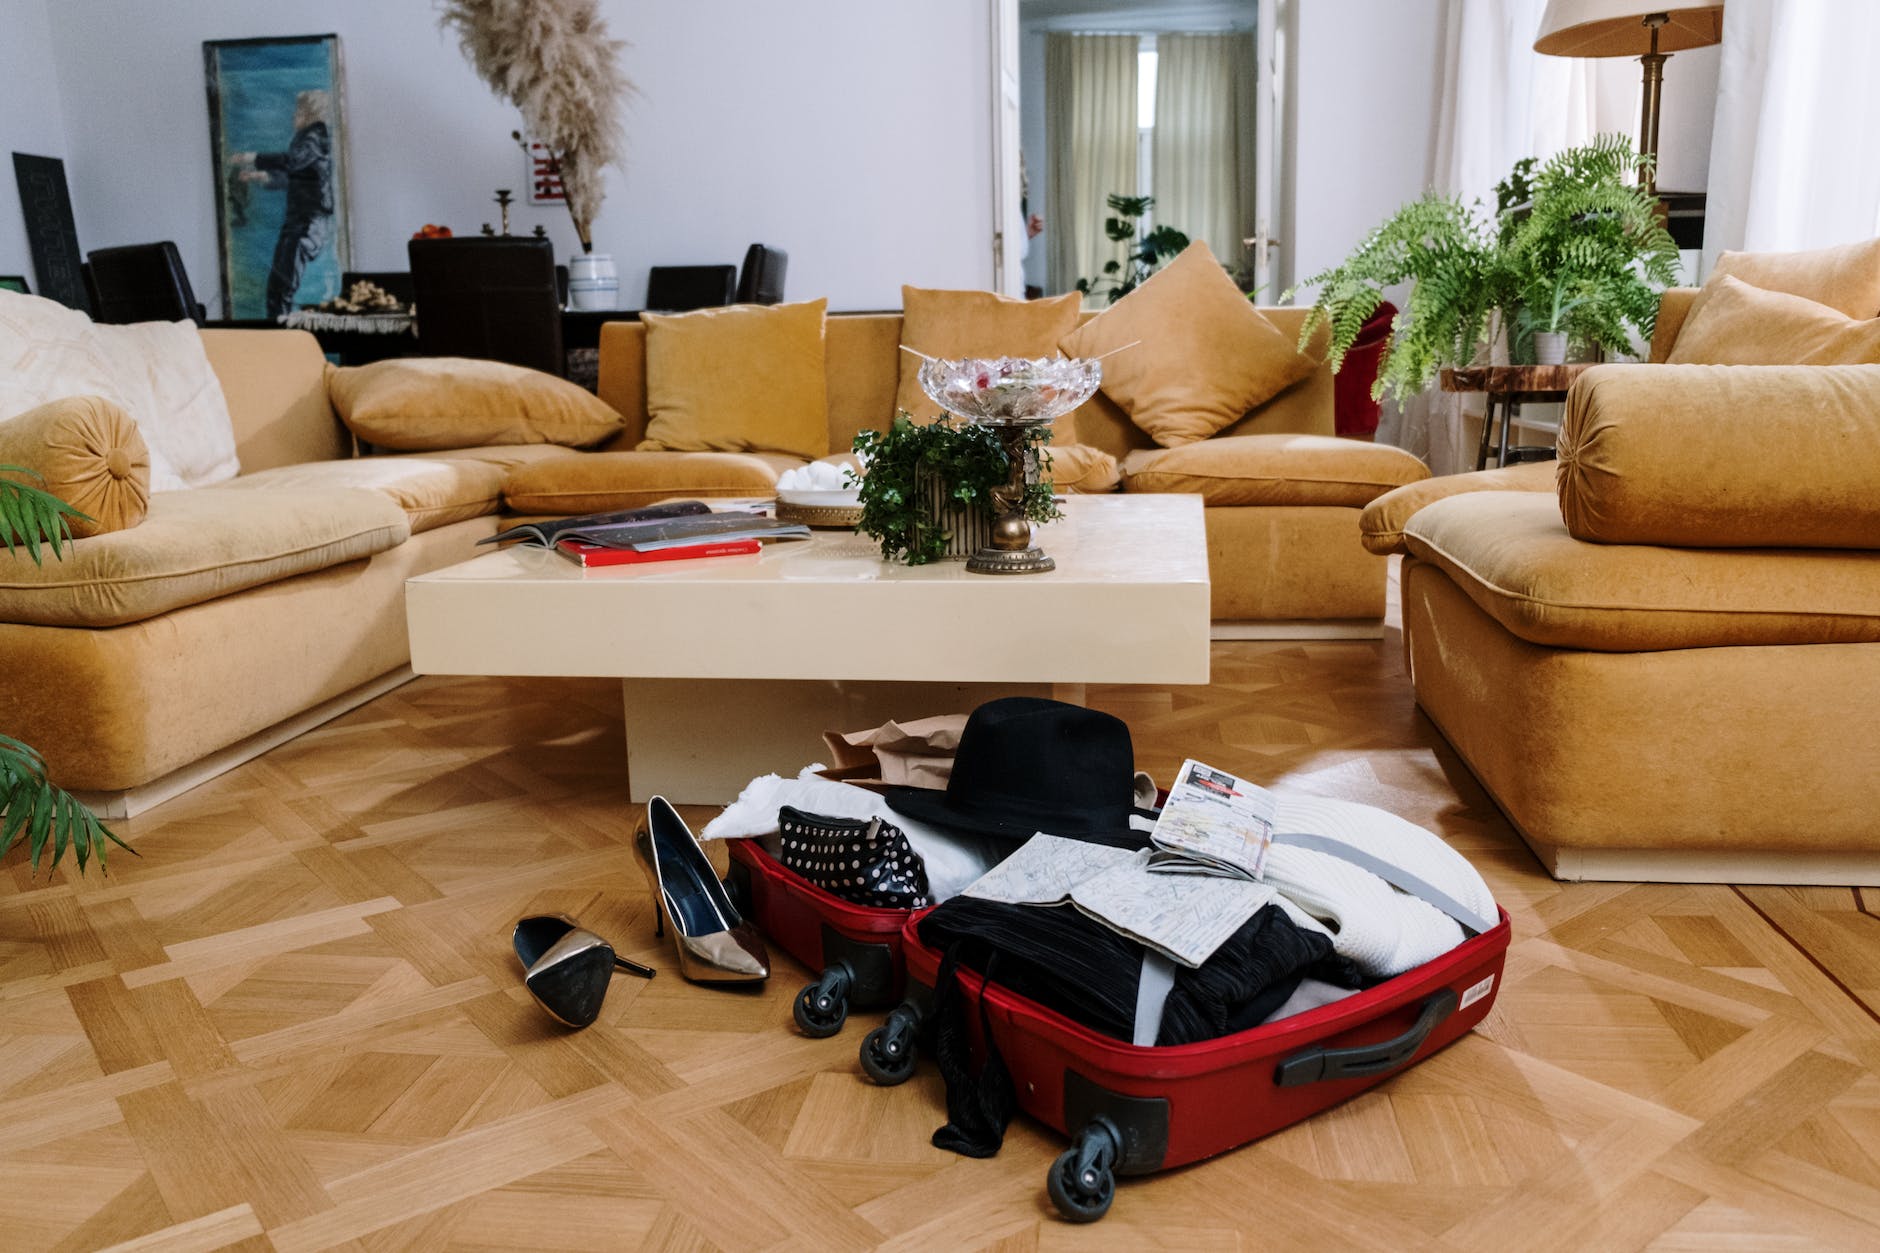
406 494 1210 802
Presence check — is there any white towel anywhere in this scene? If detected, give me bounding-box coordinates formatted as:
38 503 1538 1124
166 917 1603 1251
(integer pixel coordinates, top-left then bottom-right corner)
702 767 1008 902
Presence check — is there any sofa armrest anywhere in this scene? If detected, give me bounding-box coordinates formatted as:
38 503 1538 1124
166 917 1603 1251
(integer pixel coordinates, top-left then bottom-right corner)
1359 461 1556 555
1559 363 1880 549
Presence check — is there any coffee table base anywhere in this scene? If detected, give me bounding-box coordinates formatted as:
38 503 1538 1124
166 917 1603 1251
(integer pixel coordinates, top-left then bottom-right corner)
621 677 1084 804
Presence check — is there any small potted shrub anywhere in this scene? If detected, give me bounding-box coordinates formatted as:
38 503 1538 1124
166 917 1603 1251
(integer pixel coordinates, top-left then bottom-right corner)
850 414 1060 565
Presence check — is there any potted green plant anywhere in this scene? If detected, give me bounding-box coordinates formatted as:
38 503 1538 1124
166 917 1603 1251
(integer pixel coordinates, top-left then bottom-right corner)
1 468 132 874
850 414 1061 565
1292 135 1679 399
1076 194 1192 305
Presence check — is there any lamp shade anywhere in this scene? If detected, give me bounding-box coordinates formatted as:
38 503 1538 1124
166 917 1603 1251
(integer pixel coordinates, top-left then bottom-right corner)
1534 1 1724 56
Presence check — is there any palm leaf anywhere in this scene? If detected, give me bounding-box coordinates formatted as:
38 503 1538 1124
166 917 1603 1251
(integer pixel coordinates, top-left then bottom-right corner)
0 466 90 565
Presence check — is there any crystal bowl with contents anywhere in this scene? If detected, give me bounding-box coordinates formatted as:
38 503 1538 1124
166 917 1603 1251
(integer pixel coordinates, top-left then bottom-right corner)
916 355 1102 425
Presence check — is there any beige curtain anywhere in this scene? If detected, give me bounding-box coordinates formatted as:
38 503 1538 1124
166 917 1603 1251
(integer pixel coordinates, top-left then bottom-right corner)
1152 33 1255 279
1046 33 1139 297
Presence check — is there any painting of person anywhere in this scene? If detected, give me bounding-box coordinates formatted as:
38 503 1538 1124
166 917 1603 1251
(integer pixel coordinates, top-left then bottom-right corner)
228 89 336 318
205 36 348 320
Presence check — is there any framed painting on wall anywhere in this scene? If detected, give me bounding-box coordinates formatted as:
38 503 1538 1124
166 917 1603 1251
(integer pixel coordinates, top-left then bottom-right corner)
204 34 351 320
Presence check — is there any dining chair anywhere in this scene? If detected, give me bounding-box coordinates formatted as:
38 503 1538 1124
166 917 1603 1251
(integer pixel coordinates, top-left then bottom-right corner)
408 236 564 376
86 242 206 324
644 264 736 313
735 244 788 305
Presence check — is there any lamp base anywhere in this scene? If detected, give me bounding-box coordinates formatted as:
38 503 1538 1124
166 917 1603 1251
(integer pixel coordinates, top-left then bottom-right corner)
966 546 1055 575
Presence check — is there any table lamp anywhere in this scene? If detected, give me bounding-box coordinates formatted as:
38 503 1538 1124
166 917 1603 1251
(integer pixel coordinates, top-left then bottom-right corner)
1533 2 1725 194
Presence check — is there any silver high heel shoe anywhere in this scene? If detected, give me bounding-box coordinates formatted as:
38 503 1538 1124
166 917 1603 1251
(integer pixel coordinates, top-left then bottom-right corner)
635 796 769 984
513 914 656 1028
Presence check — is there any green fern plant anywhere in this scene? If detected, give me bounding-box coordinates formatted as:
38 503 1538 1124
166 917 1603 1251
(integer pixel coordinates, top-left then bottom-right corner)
1291 135 1679 402
0 467 133 874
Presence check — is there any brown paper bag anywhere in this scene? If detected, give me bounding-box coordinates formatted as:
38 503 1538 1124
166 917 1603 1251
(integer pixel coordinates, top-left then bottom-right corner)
817 713 969 791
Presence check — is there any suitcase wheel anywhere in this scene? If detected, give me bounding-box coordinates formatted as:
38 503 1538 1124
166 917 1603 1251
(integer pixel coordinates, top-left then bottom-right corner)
859 1000 922 1086
793 962 853 1038
1047 1118 1120 1224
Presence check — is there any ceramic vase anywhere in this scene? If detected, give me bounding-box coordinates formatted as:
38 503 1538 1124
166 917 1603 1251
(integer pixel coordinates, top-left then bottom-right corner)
1533 331 1568 366
568 253 619 311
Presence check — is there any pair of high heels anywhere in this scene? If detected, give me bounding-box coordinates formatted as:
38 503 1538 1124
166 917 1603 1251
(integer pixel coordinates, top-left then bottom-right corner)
635 795 769 985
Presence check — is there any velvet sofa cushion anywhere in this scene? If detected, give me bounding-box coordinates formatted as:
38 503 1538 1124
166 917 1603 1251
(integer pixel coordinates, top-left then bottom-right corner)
1060 241 1315 448
503 449 804 515
329 357 627 452
210 454 508 534
0 486 409 627
1558 363 1880 549
1401 491 1880 652
0 394 151 537
893 287 1081 423
1120 433 1427 507
1359 461 1556 556
1710 236 1880 319
1665 277 1880 366
1044 443 1122 494
639 299 829 460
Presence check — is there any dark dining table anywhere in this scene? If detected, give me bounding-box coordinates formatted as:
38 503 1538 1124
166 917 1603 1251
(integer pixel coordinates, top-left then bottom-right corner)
205 307 645 366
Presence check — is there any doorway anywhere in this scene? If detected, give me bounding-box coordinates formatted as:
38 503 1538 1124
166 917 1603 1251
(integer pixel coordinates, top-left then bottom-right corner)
999 0 1275 302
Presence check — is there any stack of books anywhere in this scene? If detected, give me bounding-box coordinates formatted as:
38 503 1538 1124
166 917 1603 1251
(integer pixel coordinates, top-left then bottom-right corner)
479 500 812 567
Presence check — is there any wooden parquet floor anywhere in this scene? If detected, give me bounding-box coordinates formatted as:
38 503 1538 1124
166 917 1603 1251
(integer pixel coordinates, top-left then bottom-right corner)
8 622 1880 1249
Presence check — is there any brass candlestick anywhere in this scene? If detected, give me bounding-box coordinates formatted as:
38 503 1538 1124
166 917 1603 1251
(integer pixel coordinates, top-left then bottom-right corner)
494 188 514 235
967 418 1054 574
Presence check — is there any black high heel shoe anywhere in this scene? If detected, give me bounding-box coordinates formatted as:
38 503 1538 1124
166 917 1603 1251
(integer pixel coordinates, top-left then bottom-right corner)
635 796 769 984
512 914 656 1028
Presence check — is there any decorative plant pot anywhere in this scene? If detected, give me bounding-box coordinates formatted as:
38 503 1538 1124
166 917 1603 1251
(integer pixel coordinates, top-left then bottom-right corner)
912 463 993 561
568 252 618 310
1533 331 1568 366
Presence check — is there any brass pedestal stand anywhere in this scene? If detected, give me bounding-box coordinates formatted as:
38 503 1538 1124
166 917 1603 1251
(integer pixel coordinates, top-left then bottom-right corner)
966 418 1054 575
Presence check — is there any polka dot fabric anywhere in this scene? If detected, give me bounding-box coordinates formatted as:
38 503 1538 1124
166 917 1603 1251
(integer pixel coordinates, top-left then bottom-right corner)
776 805 933 909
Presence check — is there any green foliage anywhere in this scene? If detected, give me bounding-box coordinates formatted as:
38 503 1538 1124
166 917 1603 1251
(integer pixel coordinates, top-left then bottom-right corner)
1290 135 1680 402
1076 194 1192 304
850 414 1062 565
1 465 86 565
0 469 131 875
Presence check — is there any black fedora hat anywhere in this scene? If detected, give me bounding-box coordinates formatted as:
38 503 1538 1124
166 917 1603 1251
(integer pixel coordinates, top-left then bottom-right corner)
882 697 1154 847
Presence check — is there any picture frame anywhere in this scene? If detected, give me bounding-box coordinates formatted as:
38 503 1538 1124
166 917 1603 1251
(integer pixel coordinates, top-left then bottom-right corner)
204 34 351 320
524 137 566 204
0 276 29 295
10 153 86 311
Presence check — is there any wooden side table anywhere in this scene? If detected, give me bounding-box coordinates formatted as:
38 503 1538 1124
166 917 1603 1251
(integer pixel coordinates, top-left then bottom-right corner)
1441 364 1598 471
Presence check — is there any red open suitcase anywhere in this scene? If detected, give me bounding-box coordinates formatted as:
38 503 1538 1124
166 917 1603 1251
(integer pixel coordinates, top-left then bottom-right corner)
724 839 924 1080
889 905 1513 1222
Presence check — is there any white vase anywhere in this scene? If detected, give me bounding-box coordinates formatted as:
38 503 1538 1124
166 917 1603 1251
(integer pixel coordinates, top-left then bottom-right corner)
1533 331 1568 366
568 252 619 311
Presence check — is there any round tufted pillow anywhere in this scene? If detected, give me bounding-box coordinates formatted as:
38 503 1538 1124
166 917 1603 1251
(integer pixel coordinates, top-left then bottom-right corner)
0 394 152 537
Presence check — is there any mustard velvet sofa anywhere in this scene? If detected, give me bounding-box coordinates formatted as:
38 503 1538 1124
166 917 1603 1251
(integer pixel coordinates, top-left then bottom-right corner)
0 329 571 815
502 310 1430 630
1359 287 1880 883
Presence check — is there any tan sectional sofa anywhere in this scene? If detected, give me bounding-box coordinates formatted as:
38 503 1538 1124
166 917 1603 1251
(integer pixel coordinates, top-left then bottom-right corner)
0 329 568 814
4 306 1426 814
1360 284 1880 884
507 310 1429 629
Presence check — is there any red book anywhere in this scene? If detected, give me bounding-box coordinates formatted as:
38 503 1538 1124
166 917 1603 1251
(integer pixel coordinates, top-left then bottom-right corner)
555 538 763 567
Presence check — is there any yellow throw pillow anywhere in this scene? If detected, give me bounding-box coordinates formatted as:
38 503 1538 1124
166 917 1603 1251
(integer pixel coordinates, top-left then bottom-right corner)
1667 275 1880 365
329 357 626 451
894 287 1082 422
0 394 150 537
1711 237 1880 319
1060 241 1315 448
639 298 829 460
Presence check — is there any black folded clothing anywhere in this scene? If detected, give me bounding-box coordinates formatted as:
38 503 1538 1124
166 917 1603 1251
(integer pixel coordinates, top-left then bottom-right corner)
915 895 1340 1047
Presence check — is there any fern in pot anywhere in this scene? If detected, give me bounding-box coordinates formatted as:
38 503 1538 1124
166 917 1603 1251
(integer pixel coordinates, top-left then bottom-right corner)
1293 135 1679 398
1 469 132 874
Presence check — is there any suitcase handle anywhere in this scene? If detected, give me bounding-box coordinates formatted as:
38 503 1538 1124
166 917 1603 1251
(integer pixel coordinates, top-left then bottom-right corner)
1273 988 1458 1087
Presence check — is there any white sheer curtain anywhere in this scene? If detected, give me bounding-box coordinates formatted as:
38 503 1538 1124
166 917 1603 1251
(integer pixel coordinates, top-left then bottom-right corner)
1046 33 1139 297
1703 0 1880 265
1153 33 1256 274
1385 0 1635 471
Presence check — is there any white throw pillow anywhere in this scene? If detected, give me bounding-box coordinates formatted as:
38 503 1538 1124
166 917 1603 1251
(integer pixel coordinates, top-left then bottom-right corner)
0 290 239 491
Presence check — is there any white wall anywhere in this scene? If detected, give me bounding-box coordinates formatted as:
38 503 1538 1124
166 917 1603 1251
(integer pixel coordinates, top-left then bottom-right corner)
40 1 993 316
0 0 70 281
1282 0 1447 297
